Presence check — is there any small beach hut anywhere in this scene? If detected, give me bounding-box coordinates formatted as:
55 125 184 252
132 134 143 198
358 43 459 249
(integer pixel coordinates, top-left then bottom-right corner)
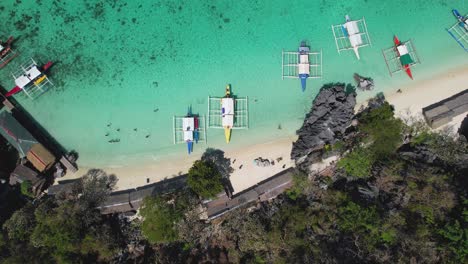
0 36 18 68
447 10 468 52
382 36 421 79
208 84 248 143
331 15 372 60
0 110 56 172
282 41 323 92
173 110 206 154
6 58 54 99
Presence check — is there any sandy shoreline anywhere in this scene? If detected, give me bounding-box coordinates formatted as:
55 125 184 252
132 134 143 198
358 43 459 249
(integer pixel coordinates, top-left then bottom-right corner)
63 136 297 193
60 66 468 191
366 64 468 133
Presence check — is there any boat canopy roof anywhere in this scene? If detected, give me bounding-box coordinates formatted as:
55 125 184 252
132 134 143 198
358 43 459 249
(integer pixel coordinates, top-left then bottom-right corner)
221 98 234 115
183 130 193 141
221 98 234 127
182 117 194 131
399 53 414 65
299 54 309 64
344 20 360 35
397 45 409 55
15 65 41 88
298 63 310 75
349 34 363 47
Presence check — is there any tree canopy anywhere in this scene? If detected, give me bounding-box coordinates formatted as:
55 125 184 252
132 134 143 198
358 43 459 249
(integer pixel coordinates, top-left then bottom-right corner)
187 160 224 199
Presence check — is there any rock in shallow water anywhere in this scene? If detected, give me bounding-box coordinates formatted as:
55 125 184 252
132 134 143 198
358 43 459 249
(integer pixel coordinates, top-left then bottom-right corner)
291 84 356 169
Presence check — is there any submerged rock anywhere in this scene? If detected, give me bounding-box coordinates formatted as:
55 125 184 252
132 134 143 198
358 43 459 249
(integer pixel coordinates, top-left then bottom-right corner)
291 84 356 169
354 73 374 91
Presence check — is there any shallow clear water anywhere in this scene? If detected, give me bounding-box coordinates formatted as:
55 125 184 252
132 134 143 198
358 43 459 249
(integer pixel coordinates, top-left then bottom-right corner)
0 0 467 167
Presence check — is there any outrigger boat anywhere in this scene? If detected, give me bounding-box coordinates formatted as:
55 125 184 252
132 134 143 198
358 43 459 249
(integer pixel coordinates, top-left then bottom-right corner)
343 15 362 59
453 9 468 31
382 36 420 79
298 42 310 92
182 108 199 154
281 41 323 92
0 37 18 68
6 59 53 99
173 109 206 154
207 85 248 141
331 15 372 60
447 9 468 52
221 84 234 143
394 35 414 79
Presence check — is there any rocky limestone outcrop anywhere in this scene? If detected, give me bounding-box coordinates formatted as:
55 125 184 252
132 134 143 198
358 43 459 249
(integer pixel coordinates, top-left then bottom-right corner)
291 84 356 170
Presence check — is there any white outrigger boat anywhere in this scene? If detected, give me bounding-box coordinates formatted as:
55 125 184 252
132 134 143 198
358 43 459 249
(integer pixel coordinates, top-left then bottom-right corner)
173 107 206 154
208 84 248 143
332 15 372 60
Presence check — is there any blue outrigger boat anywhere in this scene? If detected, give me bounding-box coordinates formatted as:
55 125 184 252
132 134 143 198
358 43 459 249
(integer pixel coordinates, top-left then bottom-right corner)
453 9 468 31
183 107 199 154
298 41 310 92
447 9 468 52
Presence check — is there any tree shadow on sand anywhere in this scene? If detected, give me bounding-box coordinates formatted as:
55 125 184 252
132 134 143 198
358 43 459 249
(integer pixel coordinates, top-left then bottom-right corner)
201 148 234 197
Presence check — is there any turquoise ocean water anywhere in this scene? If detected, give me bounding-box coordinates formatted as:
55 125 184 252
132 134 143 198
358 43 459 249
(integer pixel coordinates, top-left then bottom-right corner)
0 0 467 168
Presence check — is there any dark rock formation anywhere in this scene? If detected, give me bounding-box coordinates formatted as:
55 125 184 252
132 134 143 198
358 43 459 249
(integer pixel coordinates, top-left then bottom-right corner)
398 145 441 165
291 84 356 169
459 114 468 141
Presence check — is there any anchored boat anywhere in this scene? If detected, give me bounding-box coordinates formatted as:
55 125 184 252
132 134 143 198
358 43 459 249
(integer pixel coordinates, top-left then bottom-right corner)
382 37 420 79
281 41 323 92
173 109 206 154
0 36 18 68
207 85 248 142
343 15 362 59
222 84 234 143
331 15 372 60
298 42 310 92
394 36 414 79
453 9 468 31
447 9 468 51
6 59 54 99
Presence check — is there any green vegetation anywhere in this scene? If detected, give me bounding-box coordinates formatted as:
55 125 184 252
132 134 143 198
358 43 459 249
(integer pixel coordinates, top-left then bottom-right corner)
140 196 181 243
1 101 466 263
1 170 120 263
337 147 374 178
187 160 224 199
285 171 309 200
358 102 404 159
338 102 405 178
20 180 34 198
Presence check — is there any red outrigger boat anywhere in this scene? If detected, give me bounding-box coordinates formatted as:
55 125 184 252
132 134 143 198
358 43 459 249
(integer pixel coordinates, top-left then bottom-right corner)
0 36 18 68
6 60 53 98
393 35 413 80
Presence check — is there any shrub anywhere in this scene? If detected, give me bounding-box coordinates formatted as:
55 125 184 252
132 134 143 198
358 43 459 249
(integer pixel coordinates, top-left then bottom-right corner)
337 147 374 178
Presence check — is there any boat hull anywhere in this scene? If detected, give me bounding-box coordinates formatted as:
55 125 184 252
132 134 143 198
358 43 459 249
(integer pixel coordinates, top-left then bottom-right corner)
394 36 413 80
353 46 360 60
224 128 231 143
187 141 193 154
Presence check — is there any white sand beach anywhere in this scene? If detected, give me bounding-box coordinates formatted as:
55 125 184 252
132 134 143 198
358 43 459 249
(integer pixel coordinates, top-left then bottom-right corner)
60 66 468 192
357 65 468 132
63 136 297 192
